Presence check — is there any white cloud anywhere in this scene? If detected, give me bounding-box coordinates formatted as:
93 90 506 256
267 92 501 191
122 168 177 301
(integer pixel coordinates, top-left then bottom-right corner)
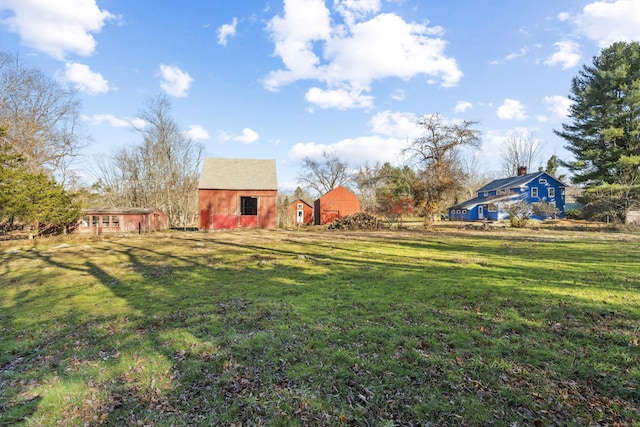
454 100 473 113
81 114 145 128
497 99 528 121
544 41 581 70
184 125 210 141
288 135 404 166
0 0 115 60
159 64 193 97
219 128 260 144
368 110 420 139
288 108 425 166
543 95 572 118
480 127 539 164
305 86 374 109
575 0 640 47
335 0 381 26
557 12 571 22
217 17 237 46
263 0 462 109
60 62 110 94
390 89 405 101
490 47 529 65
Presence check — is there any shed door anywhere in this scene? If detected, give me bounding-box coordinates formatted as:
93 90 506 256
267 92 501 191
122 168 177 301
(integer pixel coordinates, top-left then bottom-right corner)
478 206 484 220
240 196 259 228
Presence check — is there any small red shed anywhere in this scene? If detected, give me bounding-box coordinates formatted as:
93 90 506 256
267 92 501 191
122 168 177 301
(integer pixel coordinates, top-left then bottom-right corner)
314 186 361 225
198 158 277 230
78 208 169 234
288 199 313 225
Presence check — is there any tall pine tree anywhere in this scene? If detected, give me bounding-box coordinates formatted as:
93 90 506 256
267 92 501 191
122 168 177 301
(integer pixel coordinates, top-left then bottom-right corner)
556 41 640 219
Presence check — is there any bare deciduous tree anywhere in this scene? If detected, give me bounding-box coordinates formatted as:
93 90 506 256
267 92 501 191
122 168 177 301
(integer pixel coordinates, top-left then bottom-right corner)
402 114 481 221
353 162 384 212
501 131 542 177
95 95 203 227
0 52 85 185
297 150 352 197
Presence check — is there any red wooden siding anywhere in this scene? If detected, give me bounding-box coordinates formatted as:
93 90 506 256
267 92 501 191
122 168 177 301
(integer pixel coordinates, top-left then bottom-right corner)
288 199 313 225
78 209 168 234
199 189 277 230
314 186 361 225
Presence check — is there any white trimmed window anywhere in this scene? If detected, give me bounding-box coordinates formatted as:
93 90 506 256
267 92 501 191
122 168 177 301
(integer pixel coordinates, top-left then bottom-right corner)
539 178 547 184
548 188 555 198
462 209 467 214
488 205 497 212
531 187 538 198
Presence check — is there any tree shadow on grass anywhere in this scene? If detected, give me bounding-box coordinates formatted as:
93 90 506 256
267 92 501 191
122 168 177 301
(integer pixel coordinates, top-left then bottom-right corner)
1 231 638 425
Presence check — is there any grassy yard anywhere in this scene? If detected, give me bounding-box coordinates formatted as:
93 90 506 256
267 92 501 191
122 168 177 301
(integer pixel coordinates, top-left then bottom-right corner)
1 227 639 426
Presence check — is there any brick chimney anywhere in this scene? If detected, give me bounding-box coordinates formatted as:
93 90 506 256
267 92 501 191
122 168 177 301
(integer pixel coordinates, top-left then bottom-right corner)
517 166 527 176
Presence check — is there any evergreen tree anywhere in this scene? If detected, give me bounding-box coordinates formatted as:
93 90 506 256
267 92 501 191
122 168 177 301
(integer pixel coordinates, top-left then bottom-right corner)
555 41 640 218
1 139 81 235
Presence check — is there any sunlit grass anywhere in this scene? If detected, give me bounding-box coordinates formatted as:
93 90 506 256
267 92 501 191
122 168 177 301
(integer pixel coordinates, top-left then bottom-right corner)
1 228 639 425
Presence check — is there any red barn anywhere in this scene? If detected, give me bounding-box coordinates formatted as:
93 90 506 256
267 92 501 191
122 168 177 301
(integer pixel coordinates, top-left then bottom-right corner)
314 186 361 225
198 158 277 230
78 208 168 234
288 199 313 225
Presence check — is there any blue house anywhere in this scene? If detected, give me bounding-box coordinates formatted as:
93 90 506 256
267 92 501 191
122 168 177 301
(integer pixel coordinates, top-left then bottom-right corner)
448 168 566 221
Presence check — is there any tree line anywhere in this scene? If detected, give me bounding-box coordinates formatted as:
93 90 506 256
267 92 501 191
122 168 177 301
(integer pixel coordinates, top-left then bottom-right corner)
2 41 640 235
0 53 202 235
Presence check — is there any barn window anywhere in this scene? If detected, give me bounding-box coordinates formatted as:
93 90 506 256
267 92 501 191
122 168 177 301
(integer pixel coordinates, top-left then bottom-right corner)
297 203 303 209
241 197 258 216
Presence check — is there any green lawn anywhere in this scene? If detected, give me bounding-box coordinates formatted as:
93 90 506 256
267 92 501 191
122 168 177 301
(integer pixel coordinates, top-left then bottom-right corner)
1 228 639 426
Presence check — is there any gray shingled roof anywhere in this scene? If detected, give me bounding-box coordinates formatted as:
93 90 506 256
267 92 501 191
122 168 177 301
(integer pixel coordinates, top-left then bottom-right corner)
476 171 566 193
198 158 277 190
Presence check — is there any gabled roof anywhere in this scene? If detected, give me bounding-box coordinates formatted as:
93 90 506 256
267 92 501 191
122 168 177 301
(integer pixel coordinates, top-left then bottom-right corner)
476 171 565 193
290 198 312 207
317 185 358 200
449 193 515 210
198 158 277 190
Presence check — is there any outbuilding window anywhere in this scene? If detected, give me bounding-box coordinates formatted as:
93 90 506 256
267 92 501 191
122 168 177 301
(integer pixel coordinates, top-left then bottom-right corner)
241 197 258 215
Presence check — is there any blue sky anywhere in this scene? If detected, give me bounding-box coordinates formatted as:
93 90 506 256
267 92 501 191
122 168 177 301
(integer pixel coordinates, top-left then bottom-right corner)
1 0 640 192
